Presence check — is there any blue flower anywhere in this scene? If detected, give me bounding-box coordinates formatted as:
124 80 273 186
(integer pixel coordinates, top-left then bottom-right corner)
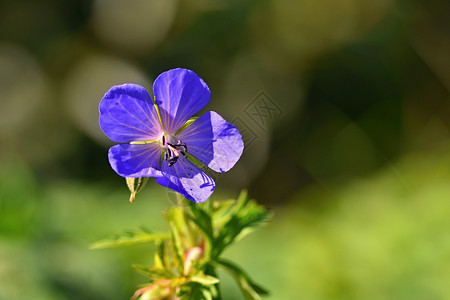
99 68 244 203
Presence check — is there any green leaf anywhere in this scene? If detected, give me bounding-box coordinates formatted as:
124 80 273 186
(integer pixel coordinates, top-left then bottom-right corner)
212 200 236 229
200 287 213 300
170 223 185 274
89 230 170 249
189 274 220 286
235 189 249 212
132 264 173 280
187 201 214 259
205 264 222 300
153 250 164 270
135 286 162 300
214 259 269 300
156 241 171 270
166 207 186 235
233 200 272 242
188 202 213 240
183 283 213 300
213 199 271 256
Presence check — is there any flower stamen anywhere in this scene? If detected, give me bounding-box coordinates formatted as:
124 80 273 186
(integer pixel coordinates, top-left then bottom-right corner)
164 140 187 166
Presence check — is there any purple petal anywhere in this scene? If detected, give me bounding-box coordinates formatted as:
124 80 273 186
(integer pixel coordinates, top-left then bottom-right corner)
178 111 244 173
108 143 162 178
152 68 210 134
99 84 162 143
156 157 215 203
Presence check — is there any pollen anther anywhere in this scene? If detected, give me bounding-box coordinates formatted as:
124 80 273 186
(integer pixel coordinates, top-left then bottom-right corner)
164 140 187 166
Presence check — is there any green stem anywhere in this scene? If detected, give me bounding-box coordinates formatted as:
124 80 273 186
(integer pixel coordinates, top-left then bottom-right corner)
187 201 221 298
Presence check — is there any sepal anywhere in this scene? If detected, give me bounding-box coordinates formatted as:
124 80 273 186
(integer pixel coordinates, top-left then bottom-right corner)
126 177 149 203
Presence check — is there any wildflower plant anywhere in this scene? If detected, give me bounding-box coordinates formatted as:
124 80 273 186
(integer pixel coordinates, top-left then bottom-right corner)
93 68 271 299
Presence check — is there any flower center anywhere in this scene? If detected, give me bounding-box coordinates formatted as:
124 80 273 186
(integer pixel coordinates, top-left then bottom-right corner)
161 134 187 166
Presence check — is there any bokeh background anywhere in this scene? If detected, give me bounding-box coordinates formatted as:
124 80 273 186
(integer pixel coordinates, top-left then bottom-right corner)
1 0 449 299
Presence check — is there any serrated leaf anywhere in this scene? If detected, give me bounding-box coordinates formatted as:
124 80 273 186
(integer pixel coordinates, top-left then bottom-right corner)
235 189 249 212
213 200 235 215
233 200 272 242
212 200 236 229
188 202 213 240
189 274 220 286
213 199 271 256
89 230 170 249
214 259 269 300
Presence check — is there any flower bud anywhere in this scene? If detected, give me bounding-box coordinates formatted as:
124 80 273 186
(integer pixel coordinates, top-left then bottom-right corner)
126 177 148 203
184 246 204 275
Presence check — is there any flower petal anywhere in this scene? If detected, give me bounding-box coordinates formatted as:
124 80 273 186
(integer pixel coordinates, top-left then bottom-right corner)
108 143 162 178
178 111 244 173
153 68 210 134
99 84 162 142
156 157 215 203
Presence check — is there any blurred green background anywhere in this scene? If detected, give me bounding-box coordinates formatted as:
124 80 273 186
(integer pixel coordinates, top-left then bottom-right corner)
1 0 449 299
